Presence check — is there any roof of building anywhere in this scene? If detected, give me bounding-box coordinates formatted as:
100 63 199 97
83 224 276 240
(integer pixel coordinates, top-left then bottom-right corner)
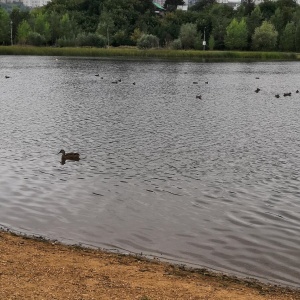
153 2 165 10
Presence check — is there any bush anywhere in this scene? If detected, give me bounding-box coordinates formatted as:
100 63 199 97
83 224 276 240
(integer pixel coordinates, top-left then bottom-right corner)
137 34 159 49
170 38 182 50
56 37 77 47
77 33 107 47
27 32 46 46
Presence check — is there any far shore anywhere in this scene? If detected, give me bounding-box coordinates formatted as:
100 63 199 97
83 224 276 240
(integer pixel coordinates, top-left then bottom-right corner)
1 229 300 300
0 45 299 62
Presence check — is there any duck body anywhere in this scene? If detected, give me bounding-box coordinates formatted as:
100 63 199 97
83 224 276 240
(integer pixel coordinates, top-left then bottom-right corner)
58 149 80 164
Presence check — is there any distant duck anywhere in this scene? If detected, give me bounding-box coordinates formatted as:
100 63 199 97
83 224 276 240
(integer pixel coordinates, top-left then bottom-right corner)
111 81 118 84
255 77 260 79
193 82 198 84
196 95 202 99
275 94 280 98
5 75 10 79
205 81 208 84
255 88 260 93
58 149 80 165
118 79 122 82
133 82 136 85
296 90 299 93
95 74 99 77
283 92 291 97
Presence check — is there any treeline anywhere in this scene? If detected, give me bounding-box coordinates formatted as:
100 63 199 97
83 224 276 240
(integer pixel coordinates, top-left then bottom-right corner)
0 0 300 51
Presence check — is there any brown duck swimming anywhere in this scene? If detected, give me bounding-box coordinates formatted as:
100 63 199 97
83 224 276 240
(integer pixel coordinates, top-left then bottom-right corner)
58 149 80 164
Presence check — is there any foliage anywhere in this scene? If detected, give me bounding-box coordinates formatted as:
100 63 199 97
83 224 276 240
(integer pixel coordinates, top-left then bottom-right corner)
27 32 46 46
179 23 198 49
170 38 182 49
279 21 296 51
77 33 106 47
225 18 248 50
1 0 300 52
164 0 185 12
137 34 159 49
0 7 10 45
208 35 215 50
17 20 32 44
252 21 278 51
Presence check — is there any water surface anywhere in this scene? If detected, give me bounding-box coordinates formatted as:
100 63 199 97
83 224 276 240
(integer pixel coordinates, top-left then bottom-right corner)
1 56 300 287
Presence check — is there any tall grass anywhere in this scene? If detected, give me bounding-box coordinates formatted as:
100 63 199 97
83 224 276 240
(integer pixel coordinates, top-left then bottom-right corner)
0 46 298 61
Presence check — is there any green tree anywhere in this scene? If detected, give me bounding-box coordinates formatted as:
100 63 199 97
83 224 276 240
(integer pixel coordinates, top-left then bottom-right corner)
97 9 115 47
295 22 300 51
225 18 248 50
279 21 296 51
10 7 30 44
208 34 215 50
59 13 77 39
259 0 277 20
209 4 234 50
179 23 198 49
137 34 159 49
164 0 184 12
32 12 51 43
246 6 263 49
17 19 32 44
252 21 278 50
0 8 10 45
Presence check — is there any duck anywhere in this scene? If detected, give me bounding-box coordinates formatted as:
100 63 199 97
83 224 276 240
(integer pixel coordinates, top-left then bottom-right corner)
275 94 280 98
5 75 10 79
283 92 291 97
58 149 80 164
255 88 260 93
196 95 202 99
296 90 299 93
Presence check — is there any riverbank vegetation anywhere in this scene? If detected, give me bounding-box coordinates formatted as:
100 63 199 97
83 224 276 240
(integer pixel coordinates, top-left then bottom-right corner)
1 0 300 52
0 45 298 61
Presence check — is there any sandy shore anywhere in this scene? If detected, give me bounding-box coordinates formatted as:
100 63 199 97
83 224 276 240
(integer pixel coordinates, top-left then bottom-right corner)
0 230 299 300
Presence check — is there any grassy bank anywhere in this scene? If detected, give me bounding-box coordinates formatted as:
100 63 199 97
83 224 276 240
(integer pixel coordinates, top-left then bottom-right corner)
0 46 299 61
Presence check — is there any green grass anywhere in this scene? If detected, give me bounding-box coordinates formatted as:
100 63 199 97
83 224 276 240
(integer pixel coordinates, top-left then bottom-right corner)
0 45 298 61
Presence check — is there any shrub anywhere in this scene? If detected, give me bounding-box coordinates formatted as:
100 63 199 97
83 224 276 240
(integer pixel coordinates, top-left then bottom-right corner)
77 33 107 47
137 34 159 49
170 38 182 50
27 32 46 46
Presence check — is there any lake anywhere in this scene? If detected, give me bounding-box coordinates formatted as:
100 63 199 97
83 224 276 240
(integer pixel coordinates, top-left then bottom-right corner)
1 55 300 287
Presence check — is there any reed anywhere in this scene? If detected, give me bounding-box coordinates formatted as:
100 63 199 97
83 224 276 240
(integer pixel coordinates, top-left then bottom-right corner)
0 46 298 61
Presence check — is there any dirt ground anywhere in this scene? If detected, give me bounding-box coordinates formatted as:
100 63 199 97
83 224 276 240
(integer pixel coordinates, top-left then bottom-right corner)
1 230 300 300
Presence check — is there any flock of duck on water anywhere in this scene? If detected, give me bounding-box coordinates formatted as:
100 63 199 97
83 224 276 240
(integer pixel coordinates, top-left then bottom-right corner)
5 73 297 165
254 77 299 98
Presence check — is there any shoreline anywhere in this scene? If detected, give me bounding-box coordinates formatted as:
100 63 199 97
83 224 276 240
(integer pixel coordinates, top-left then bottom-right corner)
1 229 300 300
0 46 299 62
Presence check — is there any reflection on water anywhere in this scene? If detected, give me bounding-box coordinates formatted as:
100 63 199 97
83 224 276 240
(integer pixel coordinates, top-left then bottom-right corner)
1 56 300 287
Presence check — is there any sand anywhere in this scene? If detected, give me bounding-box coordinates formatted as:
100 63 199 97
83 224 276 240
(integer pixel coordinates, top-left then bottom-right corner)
1 230 299 300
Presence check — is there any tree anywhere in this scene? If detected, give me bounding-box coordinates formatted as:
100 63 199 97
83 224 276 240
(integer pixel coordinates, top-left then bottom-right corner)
164 0 184 12
0 8 10 45
258 0 277 20
137 34 159 49
17 20 32 44
97 9 115 47
279 21 296 51
32 12 51 43
225 18 248 50
246 6 263 49
252 21 278 50
240 0 255 16
190 0 216 11
179 23 198 49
